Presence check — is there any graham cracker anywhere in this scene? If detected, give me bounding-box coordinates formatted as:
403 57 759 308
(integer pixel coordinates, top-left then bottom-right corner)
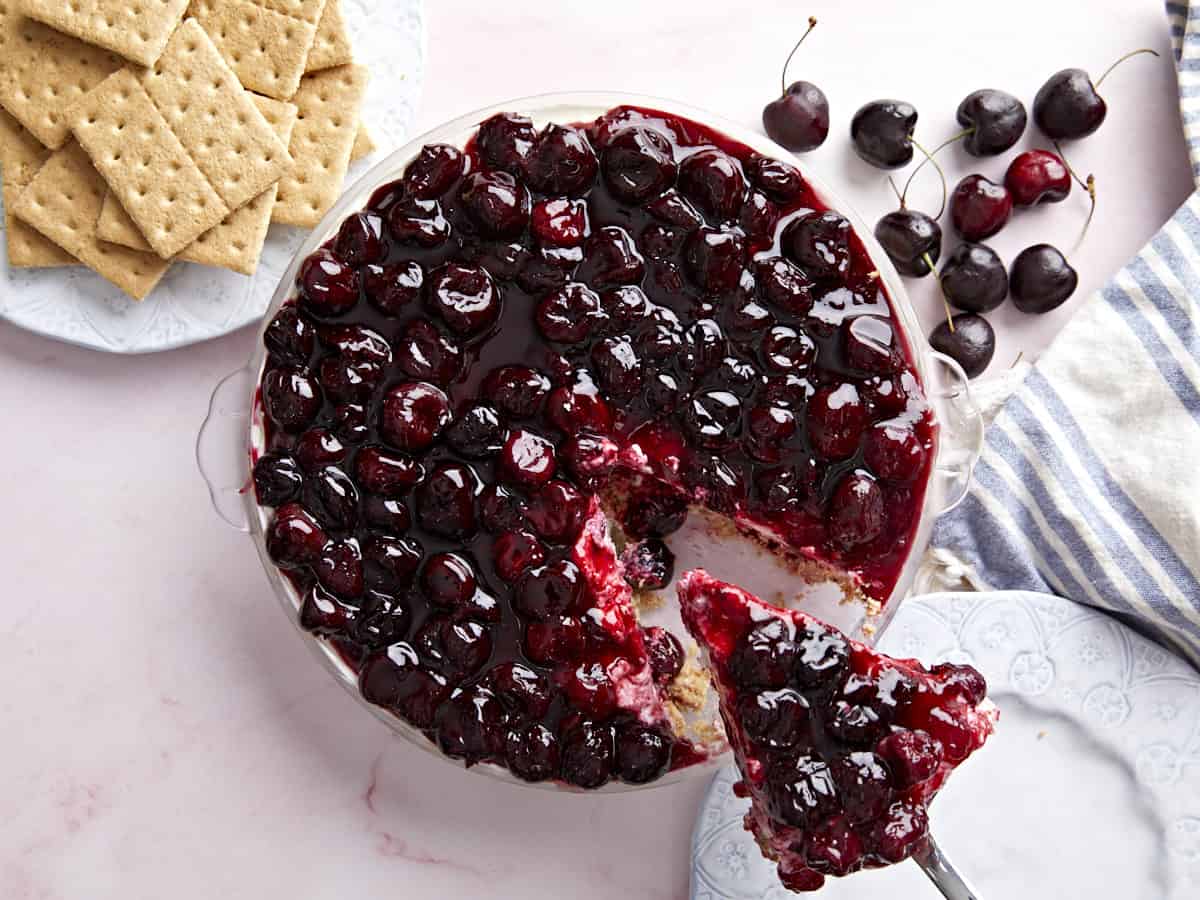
305 0 352 73
187 0 328 101
96 94 297 274
350 123 373 162
0 108 76 267
20 0 190 68
71 21 291 258
272 63 367 227
12 141 170 299
0 16 123 149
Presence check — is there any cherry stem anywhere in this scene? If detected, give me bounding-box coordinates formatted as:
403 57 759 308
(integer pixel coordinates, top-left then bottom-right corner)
1073 175 1097 256
1011 351 1025 369
1095 47 1160 89
780 17 819 96
923 253 955 333
1052 140 1091 191
903 135 958 219
887 175 905 208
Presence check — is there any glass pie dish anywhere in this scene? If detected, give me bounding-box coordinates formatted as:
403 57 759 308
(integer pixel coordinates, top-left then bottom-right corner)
197 92 984 792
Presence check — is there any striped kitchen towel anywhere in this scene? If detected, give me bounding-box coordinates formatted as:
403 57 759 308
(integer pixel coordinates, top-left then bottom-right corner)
926 3 1200 668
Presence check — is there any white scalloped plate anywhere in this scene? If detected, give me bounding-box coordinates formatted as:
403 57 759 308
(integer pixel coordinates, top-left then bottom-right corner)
0 0 425 354
691 591 1200 899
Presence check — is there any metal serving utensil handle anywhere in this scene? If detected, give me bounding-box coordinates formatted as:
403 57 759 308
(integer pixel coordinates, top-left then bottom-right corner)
913 833 982 900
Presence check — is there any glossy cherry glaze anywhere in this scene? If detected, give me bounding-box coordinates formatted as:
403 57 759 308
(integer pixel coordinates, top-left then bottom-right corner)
680 570 995 892
253 105 936 788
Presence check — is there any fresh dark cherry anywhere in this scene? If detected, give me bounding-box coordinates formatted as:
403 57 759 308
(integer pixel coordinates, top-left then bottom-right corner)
761 18 829 152
850 101 918 169
939 243 1008 313
929 313 996 378
1005 150 1072 206
874 210 940 278
1010 244 1078 314
950 175 1012 242
1032 52 1160 141
955 89 1027 156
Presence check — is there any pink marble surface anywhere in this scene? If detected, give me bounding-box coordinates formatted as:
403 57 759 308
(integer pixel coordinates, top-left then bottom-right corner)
0 1 1195 897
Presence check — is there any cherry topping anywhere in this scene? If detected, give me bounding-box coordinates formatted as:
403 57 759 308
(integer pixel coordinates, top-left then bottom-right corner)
1005 149 1071 206
929 313 995 379
525 124 599 196
576 226 646 290
939 243 1008 313
683 227 746 293
955 89 1027 156
298 250 359 317
360 642 450 729
379 382 452 451
531 197 589 247
644 626 685 685
266 502 327 568
506 722 559 782
767 754 839 828
621 538 675 591
395 319 462 385
850 101 917 169
1010 244 1078 314
601 126 678 203
253 452 303 506
263 308 315 366
877 730 943 789
806 384 867 460
483 366 552 418
425 263 502 336
402 143 465 199
460 171 531 238
355 446 424 498
560 721 615 789
615 725 673 784
415 462 480 538
864 422 928 482
677 148 746 220
499 429 557 489
477 113 537 173
950 175 1012 242
421 552 477 607
536 282 605 343
783 211 851 281
829 471 885 548
263 368 322 432
333 212 386 267
386 195 452 247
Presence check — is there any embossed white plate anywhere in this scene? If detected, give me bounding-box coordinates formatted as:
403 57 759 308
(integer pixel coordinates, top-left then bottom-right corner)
691 591 1200 899
0 0 425 354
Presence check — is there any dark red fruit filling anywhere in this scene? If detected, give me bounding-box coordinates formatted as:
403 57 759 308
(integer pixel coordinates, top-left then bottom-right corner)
253 106 936 788
680 571 994 891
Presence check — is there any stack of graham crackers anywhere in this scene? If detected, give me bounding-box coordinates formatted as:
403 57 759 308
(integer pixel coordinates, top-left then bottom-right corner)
0 0 375 300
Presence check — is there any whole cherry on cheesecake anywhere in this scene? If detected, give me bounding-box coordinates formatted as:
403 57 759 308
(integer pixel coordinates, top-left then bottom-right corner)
950 174 1012 242
851 100 919 169
762 17 830 152
955 89 1027 156
939 243 1008 313
1010 244 1079 313
929 313 995 378
1005 149 1071 206
1034 49 1160 140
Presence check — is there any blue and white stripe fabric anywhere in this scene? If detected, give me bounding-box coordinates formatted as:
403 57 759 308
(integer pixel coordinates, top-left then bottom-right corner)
929 4 1200 668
